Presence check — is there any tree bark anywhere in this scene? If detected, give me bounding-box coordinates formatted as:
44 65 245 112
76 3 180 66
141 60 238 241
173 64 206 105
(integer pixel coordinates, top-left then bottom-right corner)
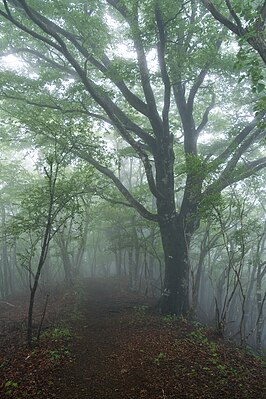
158 214 190 315
153 134 196 315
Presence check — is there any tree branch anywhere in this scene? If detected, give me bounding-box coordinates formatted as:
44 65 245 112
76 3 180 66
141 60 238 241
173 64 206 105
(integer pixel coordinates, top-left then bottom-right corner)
100 54 150 118
99 194 134 208
74 148 158 222
173 82 196 154
188 36 222 115
1 1 63 51
1 92 112 123
155 4 171 134
223 157 266 189
201 0 242 36
187 67 209 111
206 154 266 195
218 128 262 179
107 0 163 137
0 46 75 76
260 1 266 25
15 0 67 50
196 93 215 135
105 0 129 19
224 0 243 31
202 0 266 64
214 113 265 165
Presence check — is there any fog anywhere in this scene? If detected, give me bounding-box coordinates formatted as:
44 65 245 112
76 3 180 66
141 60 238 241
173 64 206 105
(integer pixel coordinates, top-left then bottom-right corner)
0 157 265 353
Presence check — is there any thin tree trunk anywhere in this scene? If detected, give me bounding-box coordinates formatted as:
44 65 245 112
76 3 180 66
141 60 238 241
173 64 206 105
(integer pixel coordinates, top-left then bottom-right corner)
27 224 51 347
1 205 10 297
256 262 266 353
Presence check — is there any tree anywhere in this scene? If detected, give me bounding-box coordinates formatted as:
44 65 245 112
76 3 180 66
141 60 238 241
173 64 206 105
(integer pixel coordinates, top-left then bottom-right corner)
54 195 92 286
188 175 266 348
9 150 90 346
0 0 265 315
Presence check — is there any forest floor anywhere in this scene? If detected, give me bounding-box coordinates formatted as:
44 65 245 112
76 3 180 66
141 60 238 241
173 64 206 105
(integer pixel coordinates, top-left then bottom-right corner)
0 278 265 399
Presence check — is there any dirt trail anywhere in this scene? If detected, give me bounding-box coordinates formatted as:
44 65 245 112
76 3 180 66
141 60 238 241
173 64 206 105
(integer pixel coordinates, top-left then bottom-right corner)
56 279 151 399
1 279 265 399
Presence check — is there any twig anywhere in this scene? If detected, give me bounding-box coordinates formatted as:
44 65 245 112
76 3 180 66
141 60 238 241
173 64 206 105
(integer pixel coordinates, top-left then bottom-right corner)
0 301 15 307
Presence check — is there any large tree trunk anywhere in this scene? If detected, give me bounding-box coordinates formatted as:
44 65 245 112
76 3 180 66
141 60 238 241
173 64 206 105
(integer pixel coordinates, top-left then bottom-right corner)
154 142 194 315
154 134 201 316
158 214 190 315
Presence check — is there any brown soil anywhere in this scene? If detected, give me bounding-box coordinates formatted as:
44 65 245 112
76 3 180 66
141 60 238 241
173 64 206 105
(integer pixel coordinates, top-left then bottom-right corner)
0 278 265 398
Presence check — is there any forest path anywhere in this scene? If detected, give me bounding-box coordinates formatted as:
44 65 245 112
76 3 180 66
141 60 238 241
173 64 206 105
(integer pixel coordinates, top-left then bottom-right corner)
53 279 266 399
56 278 156 399
1 278 265 399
